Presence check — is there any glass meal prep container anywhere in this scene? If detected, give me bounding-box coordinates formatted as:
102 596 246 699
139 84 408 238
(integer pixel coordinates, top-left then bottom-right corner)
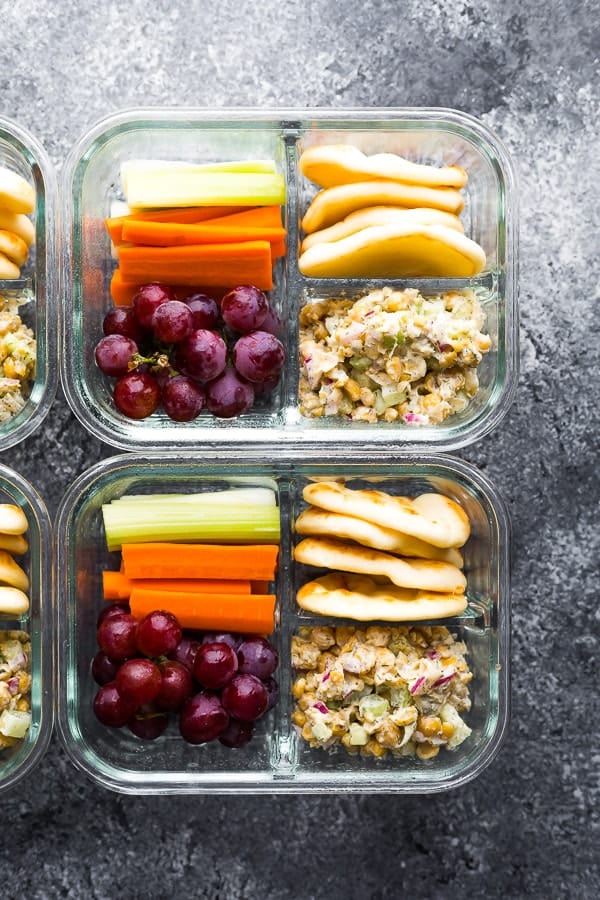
55 451 509 795
0 116 57 449
61 108 517 453
0 463 53 793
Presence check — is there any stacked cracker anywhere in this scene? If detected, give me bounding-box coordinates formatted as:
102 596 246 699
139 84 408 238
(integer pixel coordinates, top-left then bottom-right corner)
298 144 485 278
293 482 470 621
0 165 35 279
0 505 29 616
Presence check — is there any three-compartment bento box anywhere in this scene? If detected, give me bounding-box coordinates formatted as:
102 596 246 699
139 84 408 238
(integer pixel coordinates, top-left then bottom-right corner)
0 109 517 794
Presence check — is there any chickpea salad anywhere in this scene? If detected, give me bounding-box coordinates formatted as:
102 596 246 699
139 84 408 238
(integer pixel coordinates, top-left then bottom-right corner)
298 287 491 425
0 630 32 749
291 625 472 760
0 294 36 425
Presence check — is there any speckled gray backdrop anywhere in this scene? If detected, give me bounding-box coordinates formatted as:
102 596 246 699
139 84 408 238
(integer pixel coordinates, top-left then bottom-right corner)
1 0 598 897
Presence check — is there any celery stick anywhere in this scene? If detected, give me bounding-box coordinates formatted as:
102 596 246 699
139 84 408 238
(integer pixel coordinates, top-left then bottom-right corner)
125 171 286 209
120 159 278 195
102 503 280 552
111 488 276 507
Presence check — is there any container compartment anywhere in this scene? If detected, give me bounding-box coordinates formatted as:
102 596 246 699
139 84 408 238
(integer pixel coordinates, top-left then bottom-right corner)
0 464 53 793
56 452 509 794
61 109 517 452
0 117 57 449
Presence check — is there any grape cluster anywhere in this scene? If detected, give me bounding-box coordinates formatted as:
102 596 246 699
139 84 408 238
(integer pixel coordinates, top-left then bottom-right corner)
92 604 279 747
95 284 285 421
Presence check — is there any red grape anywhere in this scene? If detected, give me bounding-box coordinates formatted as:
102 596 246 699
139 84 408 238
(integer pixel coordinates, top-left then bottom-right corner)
133 283 176 329
135 610 182 657
175 329 227 382
93 682 136 727
162 375 205 422
232 331 285 383
201 632 240 651
91 651 120 686
96 603 130 630
103 306 144 342
113 371 161 419
218 718 254 748
116 658 162 706
237 636 278 679
193 642 238 690
221 674 269 722
221 285 268 333
128 705 169 740
168 637 201 671
95 334 138 377
155 660 193 711
184 293 220 329
97 613 138 661
206 367 255 418
151 300 194 344
179 692 229 744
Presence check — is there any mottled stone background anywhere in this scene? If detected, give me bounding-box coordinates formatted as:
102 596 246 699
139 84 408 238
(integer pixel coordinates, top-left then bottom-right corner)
1 0 598 897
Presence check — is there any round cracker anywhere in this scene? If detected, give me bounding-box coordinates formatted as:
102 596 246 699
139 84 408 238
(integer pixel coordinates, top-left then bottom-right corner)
302 482 470 549
298 221 486 279
302 181 465 234
0 533 28 555
0 252 20 279
294 536 466 593
0 504 29 535
0 550 29 592
295 506 463 567
0 209 35 246
299 144 468 189
0 585 29 615
0 230 28 267
301 205 464 253
0 166 35 215
297 572 468 621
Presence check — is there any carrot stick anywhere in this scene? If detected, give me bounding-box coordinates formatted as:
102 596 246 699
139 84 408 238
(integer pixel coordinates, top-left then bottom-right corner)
103 571 129 600
270 237 286 259
105 206 248 246
118 241 274 290
121 218 286 248
121 542 279 581
192 206 283 229
102 570 253 601
129 587 276 634
110 269 143 306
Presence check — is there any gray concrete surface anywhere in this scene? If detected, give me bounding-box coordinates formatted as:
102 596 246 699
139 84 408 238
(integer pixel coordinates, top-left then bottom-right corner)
1 0 598 897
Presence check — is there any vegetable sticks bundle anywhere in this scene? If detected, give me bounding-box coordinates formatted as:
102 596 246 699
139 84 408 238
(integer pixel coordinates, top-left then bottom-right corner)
101 488 280 634
106 159 287 297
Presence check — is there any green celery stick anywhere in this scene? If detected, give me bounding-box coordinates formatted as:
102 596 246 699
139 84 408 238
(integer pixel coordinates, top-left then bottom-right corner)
125 170 286 209
120 159 277 195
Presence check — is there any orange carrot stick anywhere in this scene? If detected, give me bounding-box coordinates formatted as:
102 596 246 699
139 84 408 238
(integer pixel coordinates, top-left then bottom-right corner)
270 237 286 259
129 587 276 634
118 241 274 290
110 269 143 306
105 206 249 246
121 218 287 248
102 570 253 601
198 206 283 228
121 543 279 581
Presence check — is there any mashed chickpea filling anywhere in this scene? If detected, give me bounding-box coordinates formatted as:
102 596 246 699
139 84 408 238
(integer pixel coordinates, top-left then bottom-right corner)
0 294 36 424
298 287 490 424
291 625 472 760
0 630 32 749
